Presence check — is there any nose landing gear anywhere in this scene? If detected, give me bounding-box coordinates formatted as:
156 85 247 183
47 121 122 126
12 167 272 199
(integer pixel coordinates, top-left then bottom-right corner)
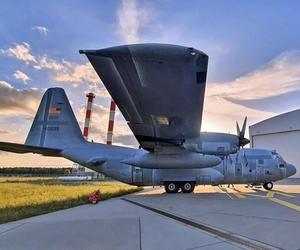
263 182 273 190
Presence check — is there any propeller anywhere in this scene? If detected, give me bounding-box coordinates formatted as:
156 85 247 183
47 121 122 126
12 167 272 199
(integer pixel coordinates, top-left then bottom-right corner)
236 116 250 148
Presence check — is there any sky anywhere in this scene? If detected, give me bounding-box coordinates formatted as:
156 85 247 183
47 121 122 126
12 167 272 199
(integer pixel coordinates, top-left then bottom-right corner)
0 0 300 166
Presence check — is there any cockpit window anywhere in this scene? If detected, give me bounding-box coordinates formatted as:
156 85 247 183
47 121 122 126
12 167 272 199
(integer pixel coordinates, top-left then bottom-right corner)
271 151 286 167
271 151 284 161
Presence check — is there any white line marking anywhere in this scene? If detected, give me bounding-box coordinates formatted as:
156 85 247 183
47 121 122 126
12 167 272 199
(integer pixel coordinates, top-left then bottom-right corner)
217 186 234 199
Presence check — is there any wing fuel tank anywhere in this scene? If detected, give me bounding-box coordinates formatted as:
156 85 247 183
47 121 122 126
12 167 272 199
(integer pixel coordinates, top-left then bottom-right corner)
121 152 221 169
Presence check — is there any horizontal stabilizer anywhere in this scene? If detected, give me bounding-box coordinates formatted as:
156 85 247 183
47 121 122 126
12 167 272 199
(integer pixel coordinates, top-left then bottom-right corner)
0 141 61 157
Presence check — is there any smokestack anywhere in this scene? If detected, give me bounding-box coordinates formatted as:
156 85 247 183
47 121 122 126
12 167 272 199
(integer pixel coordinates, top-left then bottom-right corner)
83 92 95 140
106 99 116 145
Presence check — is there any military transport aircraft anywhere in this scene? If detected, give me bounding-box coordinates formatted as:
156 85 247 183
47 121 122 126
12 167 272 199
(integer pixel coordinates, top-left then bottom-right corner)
0 44 296 193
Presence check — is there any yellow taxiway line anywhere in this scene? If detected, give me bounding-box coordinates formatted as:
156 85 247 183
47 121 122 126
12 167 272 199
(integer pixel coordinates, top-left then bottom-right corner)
229 187 246 199
268 197 300 212
230 188 300 212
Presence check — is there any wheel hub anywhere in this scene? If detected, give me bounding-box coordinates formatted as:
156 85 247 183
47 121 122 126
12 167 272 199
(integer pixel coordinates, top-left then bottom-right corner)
184 183 191 190
168 183 176 191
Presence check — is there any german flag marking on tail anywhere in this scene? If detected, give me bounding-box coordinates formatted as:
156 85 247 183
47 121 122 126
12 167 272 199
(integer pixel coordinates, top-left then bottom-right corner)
49 107 61 115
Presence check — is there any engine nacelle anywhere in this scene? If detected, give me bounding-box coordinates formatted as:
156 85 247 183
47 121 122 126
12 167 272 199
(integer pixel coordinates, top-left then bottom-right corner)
121 150 221 169
184 132 239 156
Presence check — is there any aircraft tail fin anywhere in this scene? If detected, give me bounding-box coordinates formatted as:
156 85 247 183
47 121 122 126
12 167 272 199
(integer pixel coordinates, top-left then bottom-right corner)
25 88 84 149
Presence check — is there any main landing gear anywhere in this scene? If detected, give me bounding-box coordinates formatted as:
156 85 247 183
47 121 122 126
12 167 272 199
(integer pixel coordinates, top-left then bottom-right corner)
263 182 273 190
164 182 195 193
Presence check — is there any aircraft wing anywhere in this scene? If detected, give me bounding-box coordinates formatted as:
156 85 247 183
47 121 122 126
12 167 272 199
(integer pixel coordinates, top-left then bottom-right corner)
80 44 208 150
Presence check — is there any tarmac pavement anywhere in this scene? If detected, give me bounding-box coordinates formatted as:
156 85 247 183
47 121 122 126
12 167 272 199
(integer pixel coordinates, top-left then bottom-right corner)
0 182 299 250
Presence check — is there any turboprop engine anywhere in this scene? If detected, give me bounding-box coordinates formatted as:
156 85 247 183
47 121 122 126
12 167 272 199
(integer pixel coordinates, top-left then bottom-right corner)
184 117 250 156
184 132 239 155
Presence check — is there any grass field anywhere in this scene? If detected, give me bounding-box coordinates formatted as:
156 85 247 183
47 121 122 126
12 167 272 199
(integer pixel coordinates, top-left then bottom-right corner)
0 177 142 224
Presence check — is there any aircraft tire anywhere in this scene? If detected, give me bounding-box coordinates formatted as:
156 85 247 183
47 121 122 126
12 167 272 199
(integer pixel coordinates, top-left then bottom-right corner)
181 182 195 193
164 182 179 193
263 182 273 190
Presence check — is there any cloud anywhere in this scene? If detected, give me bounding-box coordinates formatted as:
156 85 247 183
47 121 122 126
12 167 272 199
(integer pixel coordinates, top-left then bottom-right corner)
32 26 49 35
112 121 138 147
53 61 110 98
33 56 65 71
75 102 137 147
202 50 300 134
0 81 42 116
13 70 30 84
117 0 151 43
0 42 110 97
54 62 99 85
49 59 109 97
207 51 300 101
76 103 109 142
0 42 37 63
113 134 138 147
32 53 96 84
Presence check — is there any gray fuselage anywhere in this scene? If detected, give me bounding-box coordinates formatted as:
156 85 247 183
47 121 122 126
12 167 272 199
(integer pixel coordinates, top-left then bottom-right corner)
61 143 296 187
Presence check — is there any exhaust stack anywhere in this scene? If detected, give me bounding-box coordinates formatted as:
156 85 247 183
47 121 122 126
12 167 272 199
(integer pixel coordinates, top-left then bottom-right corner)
83 93 95 140
106 99 116 145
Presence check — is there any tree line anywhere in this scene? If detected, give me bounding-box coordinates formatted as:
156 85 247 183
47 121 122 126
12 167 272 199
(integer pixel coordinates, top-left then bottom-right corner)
0 167 72 176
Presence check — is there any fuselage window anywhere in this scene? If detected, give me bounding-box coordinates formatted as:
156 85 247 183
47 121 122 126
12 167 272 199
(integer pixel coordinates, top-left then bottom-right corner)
258 159 264 165
265 170 272 175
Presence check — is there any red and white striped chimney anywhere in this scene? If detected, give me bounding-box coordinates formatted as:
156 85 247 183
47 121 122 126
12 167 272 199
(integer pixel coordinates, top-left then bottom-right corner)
106 99 116 145
83 93 95 140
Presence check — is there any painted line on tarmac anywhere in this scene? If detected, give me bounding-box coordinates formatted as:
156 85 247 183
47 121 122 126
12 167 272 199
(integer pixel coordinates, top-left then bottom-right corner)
138 217 142 250
234 189 300 212
122 198 279 250
271 191 295 198
268 198 300 212
217 186 234 199
253 189 295 198
232 192 246 199
239 193 265 198
230 188 246 199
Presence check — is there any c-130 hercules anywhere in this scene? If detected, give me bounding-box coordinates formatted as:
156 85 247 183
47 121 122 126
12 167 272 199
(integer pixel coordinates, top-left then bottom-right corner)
0 44 296 193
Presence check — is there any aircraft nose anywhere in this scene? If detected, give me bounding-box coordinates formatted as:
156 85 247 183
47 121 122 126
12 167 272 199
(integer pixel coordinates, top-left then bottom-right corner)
286 164 297 177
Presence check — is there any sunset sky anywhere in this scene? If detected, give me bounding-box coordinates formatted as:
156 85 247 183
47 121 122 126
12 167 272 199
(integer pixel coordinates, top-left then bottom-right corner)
1 0 300 166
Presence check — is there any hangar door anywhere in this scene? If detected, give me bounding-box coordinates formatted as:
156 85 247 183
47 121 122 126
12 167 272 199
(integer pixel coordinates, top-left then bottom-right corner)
251 130 300 178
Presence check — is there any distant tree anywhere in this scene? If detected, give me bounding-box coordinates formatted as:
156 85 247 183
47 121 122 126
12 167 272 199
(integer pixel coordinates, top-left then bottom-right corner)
0 167 73 176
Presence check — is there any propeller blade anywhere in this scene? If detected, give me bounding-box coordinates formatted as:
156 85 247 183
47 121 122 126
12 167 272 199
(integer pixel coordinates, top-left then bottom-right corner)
236 116 250 148
241 116 247 137
236 121 241 135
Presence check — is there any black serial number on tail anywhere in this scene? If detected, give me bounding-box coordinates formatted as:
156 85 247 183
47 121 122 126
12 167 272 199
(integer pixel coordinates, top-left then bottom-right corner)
46 126 59 131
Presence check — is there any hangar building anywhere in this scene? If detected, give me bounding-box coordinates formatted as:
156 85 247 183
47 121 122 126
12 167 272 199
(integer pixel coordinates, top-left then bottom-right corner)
249 109 300 178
